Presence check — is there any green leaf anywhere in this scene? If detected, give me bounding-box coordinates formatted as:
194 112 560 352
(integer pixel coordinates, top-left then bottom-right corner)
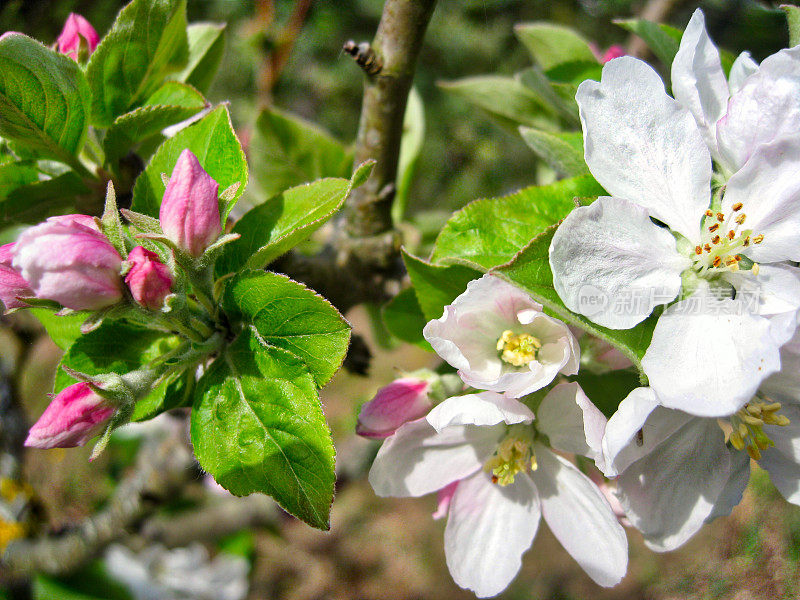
223 271 350 387
0 161 40 199
382 287 432 350
615 20 683 68
0 34 90 170
131 105 247 217
0 171 90 225
514 22 598 71
191 328 335 530
519 127 588 177
393 87 425 222
33 564 133 600
103 82 206 164
53 320 182 419
30 309 89 350
439 76 556 129
402 250 480 321
173 23 227 94
570 369 642 419
517 67 579 124
495 226 657 375
784 5 800 47
216 161 373 276
33 576 106 600
431 175 604 270
544 61 603 85
249 107 353 199
87 0 189 126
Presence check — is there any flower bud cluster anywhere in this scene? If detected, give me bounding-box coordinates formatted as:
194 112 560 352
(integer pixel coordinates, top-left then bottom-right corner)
16 149 228 450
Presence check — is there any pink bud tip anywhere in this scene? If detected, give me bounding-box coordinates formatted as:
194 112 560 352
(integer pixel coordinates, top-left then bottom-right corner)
57 13 100 61
432 480 459 520
601 45 626 64
159 149 222 257
0 243 33 311
25 382 115 449
13 214 123 311
125 246 173 310
356 377 432 439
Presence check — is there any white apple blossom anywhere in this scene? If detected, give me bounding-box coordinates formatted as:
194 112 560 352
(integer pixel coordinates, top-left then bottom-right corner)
369 386 627 597
602 360 800 551
672 9 800 175
423 274 579 398
548 52 800 417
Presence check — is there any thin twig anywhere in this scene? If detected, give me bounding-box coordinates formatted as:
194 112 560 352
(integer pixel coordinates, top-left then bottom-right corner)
1 427 194 580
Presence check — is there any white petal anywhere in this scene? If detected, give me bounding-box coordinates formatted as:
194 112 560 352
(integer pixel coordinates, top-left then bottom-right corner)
601 387 693 476
427 392 534 433
536 382 606 460
762 345 800 403
671 9 729 156
728 51 758 94
761 433 800 505
531 447 628 586
576 56 712 241
368 418 494 497
721 137 800 263
444 470 540 598
705 450 750 522
717 46 800 171
762 403 800 463
549 196 689 329
616 418 730 551
641 287 781 417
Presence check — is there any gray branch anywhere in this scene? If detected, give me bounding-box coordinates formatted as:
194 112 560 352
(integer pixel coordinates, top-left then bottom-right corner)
1 428 194 580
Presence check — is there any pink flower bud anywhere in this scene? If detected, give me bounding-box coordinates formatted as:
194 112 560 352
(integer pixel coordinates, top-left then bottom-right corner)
356 377 433 439
57 13 100 61
125 246 173 310
0 243 33 310
601 45 626 64
159 149 221 257
25 382 115 449
13 214 123 311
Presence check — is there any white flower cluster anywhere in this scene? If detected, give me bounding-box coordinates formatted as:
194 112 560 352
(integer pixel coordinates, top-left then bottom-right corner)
548 9 800 554
365 274 627 597
364 9 800 597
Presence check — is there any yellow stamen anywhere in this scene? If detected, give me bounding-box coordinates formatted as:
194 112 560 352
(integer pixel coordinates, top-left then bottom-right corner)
496 330 541 367
732 202 743 211
484 433 536 486
721 400 790 461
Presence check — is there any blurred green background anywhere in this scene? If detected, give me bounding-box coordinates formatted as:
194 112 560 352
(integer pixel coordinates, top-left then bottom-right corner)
2 1 800 598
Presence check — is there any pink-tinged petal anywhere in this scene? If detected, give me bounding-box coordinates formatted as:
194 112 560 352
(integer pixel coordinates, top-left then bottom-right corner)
536 382 606 461
57 13 100 60
426 392 534 433
356 377 432 439
160 149 221 257
728 52 759 94
576 56 712 242
25 382 114 449
601 387 692 477
671 9 729 158
368 418 496 498
124 246 173 310
13 215 123 310
615 418 732 551
423 274 576 397
444 470 540 598
432 480 459 520
550 196 688 329
720 137 800 263
531 447 628 586
0 243 33 310
717 46 800 171
641 287 781 417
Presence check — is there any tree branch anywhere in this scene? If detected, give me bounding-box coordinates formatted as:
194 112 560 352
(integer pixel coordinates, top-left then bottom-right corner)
274 0 436 314
0 427 194 581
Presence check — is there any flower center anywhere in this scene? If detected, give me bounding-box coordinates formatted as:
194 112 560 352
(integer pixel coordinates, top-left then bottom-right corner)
692 205 763 277
496 330 541 367
719 400 790 460
483 426 536 486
